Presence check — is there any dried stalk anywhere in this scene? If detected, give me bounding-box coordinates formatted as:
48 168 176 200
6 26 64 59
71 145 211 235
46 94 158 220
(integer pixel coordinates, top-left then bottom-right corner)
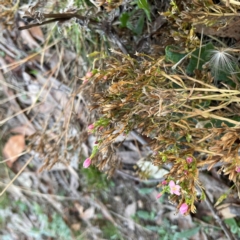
204 189 237 240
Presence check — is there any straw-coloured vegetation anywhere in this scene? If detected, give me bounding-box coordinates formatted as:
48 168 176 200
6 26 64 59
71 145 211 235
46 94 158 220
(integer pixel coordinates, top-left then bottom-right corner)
1 0 240 239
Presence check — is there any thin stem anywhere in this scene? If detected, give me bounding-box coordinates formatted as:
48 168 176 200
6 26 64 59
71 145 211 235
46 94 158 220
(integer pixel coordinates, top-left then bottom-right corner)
0 156 34 197
203 189 237 240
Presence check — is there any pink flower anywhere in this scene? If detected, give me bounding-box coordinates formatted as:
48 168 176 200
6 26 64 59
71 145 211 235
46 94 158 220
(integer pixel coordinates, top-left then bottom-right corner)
83 158 91 168
83 78 88 84
169 180 181 195
103 76 107 80
88 124 94 131
156 193 162 199
86 72 93 78
162 180 167 185
186 157 193 164
236 166 240 173
179 203 188 214
98 126 104 131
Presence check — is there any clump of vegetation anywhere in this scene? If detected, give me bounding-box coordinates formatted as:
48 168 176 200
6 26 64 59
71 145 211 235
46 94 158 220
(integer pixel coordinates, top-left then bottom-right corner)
80 0 240 215
0 0 19 29
2 0 240 228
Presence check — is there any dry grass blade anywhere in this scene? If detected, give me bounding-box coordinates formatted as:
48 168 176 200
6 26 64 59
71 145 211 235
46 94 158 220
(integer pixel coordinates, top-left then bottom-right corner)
0 39 61 72
0 156 34 197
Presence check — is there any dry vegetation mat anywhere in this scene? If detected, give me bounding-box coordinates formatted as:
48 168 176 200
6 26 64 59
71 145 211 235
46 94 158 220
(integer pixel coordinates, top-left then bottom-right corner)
0 0 240 239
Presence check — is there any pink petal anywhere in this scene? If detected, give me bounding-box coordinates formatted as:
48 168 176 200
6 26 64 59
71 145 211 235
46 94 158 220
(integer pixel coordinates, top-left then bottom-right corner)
175 185 181 191
169 180 175 188
179 203 188 214
83 158 91 168
236 166 240 173
172 185 181 195
156 193 162 199
98 126 104 131
169 182 181 195
173 189 181 196
86 72 93 78
88 124 94 130
162 180 167 185
186 157 193 163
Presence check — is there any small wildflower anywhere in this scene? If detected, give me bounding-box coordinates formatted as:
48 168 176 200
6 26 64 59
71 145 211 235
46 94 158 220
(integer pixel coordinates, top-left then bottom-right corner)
162 180 167 185
186 157 193 164
156 193 162 199
98 126 104 131
83 78 88 84
83 158 91 168
86 72 93 78
153 151 158 156
169 180 181 196
236 166 240 173
88 124 94 131
103 75 107 80
179 203 188 214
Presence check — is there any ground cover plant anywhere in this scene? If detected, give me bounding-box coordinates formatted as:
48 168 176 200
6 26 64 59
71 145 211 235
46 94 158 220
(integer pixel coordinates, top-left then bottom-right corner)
1 0 240 239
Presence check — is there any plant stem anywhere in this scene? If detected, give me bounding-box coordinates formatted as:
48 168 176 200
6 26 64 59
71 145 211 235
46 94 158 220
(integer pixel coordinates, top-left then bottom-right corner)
204 189 237 240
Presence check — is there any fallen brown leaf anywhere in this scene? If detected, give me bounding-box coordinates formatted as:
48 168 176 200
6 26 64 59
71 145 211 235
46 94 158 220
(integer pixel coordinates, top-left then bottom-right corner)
3 135 25 168
71 223 81 231
217 203 240 218
19 22 40 49
81 207 95 220
28 26 44 43
74 202 95 220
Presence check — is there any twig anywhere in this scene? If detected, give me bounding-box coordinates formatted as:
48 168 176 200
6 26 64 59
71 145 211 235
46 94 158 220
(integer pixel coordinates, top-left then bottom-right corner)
204 189 237 240
109 210 152 233
0 156 34 197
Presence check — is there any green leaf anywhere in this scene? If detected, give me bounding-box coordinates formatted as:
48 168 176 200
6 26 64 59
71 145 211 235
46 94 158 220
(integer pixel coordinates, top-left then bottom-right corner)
224 218 239 234
146 225 160 232
134 14 145 35
186 43 214 75
150 211 155 220
90 145 98 158
0 51 5 57
138 188 153 195
120 13 130 28
165 45 187 63
224 218 237 226
231 226 239 234
136 210 150 220
174 226 200 239
29 69 38 75
137 0 151 21
186 134 192 143
214 193 228 207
